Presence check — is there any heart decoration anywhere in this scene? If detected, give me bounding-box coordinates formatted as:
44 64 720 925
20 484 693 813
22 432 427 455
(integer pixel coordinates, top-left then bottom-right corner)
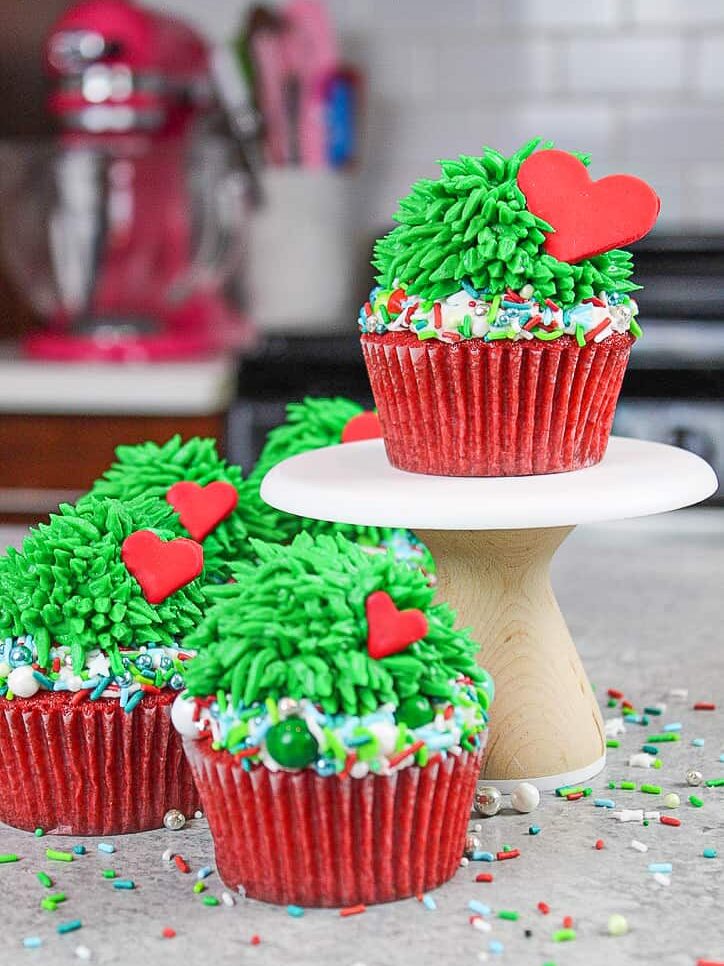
166 481 238 542
121 530 204 605
365 590 429 660
517 149 660 264
341 411 382 444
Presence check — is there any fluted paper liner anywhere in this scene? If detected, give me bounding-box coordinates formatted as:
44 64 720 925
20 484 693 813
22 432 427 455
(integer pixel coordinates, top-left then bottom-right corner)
185 738 484 907
361 332 633 476
0 691 200 835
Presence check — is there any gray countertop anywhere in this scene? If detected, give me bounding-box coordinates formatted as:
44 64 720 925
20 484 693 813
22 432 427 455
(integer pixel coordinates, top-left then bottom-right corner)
1 510 723 966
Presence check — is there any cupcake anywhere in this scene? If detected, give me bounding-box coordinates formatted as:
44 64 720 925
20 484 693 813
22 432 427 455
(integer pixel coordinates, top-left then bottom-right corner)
360 137 660 476
174 532 493 907
89 435 279 580
0 495 205 835
247 396 434 573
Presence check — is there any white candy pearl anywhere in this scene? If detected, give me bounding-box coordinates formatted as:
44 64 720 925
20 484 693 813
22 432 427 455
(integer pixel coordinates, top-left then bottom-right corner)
367 722 397 757
8 665 40 698
171 692 200 738
510 782 540 814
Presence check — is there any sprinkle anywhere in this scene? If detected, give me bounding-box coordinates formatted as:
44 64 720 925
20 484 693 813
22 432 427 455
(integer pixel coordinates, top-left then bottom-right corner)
704 778 724 787
476 873 494 882
640 784 661 794
631 840 648 853
644 706 663 715
250 935 261 945
642 745 659 755
703 848 717 859
97 843 115 854
619 781 636 790
529 825 541 835
469 900 491 916
553 928 576 942
162 928 176 939
594 799 616 808
0 853 19 864
693 702 715 711
196 866 212 880
287 904 305 917
421 894 437 911
23 938 43 949
112 880 135 890
48 893 66 904
387 740 425 768
123 690 144 714
46 849 73 863
72 845 86 855
496 849 520 861
339 905 366 917
663 722 682 732
472 851 495 862
75 946 92 960
660 816 681 827
162 849 174 862
174 855 190 873
37 871 53 887
498 910 519 921
566 791 584 801
193 882 205 894
538 901 550 915
41 898 58 911
653 872 671 886
202 896 219 906
595 839 605 850
612 809 644 823
689 795 704 808
647 733 680 743
102 870 116 879
648 863 673 873
606 739 620 748
470 916 491 933
57 920 82 935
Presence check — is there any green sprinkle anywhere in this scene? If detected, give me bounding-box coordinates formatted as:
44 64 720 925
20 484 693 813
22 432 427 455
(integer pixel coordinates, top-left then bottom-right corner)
37 872 53 888
703 848 717 858
498 911 519 921
193 881 206 894
704 778 724 787
0 854 20 863
102 870 116 879
553 928 577 942
630 318 643 339
48 893 66 904
418 330 439 340
57 920 82 935
460 314 472 338
202 896 220 907
607 698 617 707
606 739 620 748
575 323 586 347
34 828 44 838
689 795 704 807
556 786 584 797
487 294 501 324
265 696 279 725
647 733 680 743
583 787 593 797
534 328 564 341
642 745 659 755
41 899 57 912
378 303 390 325
643 706 662 716
46 849 73 863
640 784 661 794
620 781 636 791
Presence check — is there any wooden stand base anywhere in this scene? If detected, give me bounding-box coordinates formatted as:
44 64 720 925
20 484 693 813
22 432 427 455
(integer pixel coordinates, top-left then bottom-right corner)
417 527 606 790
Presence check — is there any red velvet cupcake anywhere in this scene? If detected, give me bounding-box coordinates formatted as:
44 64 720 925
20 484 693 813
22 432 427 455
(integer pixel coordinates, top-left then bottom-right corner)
174 533 494 907
360 137 660 477
0 496 205 835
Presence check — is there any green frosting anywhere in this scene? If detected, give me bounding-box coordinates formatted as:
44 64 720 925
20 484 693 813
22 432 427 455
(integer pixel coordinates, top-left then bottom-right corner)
373 137 639 308
0 496 204 673
88 436 279 579
183 533 490 717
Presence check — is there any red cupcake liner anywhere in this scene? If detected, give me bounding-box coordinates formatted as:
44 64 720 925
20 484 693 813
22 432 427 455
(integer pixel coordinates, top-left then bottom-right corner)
361 332 633 476
0 691 201 835
184 738 484 907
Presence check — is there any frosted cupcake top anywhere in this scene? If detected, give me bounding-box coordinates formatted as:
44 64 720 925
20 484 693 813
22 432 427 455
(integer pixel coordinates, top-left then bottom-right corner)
173 533 493 778
361 137 659 345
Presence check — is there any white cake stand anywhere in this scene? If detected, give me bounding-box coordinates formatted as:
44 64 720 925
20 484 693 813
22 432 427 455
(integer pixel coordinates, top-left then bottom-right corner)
261 437 717 791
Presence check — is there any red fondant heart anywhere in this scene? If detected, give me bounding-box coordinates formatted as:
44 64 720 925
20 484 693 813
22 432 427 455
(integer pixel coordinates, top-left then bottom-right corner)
517 149 660 264
121 530 203 605
366 590 429 660
341 411 382 444
166 481 238 542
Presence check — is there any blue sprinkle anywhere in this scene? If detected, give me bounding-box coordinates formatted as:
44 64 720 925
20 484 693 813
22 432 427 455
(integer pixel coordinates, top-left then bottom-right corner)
468 900 491 916
23 937 42 949
489 940 504 955
113 880 135 890
119 686 129 709
703 848 717 859
123 690 144 714
663 722 681 732
471 851 495 862
287 905 305 917
461 280 479 299
692 738 705 747
529 825 541 835
72 845 86 855
32 671 55 689
196 866 212 880
90 676 112 701
97 843 115 854
719 754 724 763
422 894 437 910
594 798 616 808
648 862 672 874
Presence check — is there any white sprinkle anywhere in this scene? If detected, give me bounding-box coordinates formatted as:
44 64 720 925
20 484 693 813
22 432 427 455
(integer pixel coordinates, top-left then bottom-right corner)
631 840 648 853
75 946 92 961
644 811 661 821
221 891 235 907
162 848 174 862
604 716 626 738
471 917 492 933
669 688 688 699
612 809 644 823
628 753 656 768
653 872 671 886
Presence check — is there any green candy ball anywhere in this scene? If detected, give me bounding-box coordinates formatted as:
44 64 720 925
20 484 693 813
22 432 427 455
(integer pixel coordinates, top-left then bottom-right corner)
265 719 319 768
396 695 435 729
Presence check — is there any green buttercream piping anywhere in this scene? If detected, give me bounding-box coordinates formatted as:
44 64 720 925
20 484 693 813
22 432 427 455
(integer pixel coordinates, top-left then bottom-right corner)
183 533 491 716
0 496 205 671
372 137 640 308
88 436 279 579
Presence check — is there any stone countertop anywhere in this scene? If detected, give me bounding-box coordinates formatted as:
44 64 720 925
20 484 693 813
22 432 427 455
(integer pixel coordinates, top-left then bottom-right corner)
1 510 723 966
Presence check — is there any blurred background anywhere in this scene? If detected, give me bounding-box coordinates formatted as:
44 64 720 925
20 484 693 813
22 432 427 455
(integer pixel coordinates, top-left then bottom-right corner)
1 0 722 522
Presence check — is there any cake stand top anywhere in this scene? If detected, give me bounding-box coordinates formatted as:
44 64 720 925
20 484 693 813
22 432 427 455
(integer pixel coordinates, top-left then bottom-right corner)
260 437 718 531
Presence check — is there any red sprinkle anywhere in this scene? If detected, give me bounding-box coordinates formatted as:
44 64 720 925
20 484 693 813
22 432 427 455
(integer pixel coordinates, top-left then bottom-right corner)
595 839 605 850
433 302 442 329
538 901 550 915
563 915 574 929
162 928 176 939
505 288 526 303
476 873 494 883
388 740 425 768
496 849 520 861
387 288 406 315
523 314 542 331
544 298 559 311
340 905 366 917
250 935 262 945
694 702 716 711
566 792 584 801
697 961 724 966
339 752 357 778
607 688 624 699
71 689 88 706
52 657 61 674
363 301 373 317
584 316 612 343
660 815 681 827
141 684 162 694
582 296 606 307
174 855 190 874
233 746 261 759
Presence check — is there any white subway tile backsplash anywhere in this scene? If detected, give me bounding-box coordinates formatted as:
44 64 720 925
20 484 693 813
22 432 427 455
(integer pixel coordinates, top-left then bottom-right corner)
563 37 684 93
622 105 724 162
694 38 724 95
430 38 555 97
688 164 724 227
503 0 621 29
632 0 724 26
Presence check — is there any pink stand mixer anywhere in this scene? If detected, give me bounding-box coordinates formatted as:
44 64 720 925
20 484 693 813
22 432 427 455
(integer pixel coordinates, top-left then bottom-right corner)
5 0 258 362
